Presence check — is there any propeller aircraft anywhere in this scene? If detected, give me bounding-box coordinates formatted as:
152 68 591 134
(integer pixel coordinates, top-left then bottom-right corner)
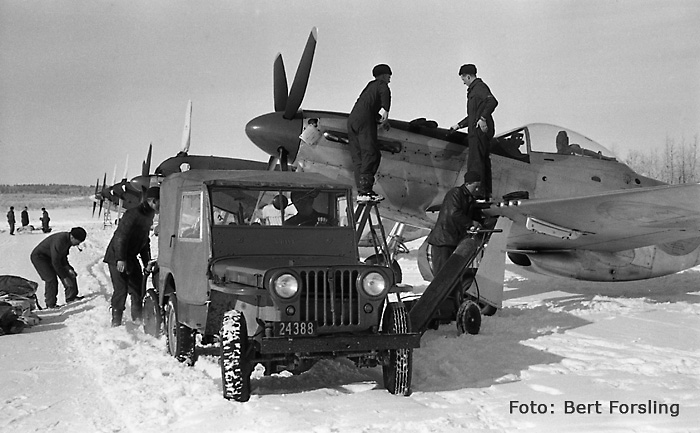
94 100 270 220
245 27 700 292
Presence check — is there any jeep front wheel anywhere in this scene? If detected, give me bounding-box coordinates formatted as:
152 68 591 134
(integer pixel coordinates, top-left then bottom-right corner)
220 309 252 402
165 294 197 366
382 303 413 396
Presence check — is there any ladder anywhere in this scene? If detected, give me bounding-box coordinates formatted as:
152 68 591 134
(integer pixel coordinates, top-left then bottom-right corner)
354 201 392 266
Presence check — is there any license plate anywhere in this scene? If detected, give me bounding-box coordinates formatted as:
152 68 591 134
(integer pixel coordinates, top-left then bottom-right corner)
274 321 317 337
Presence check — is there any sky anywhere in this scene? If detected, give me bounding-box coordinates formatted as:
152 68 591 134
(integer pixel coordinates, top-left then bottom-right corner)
1 0 699 185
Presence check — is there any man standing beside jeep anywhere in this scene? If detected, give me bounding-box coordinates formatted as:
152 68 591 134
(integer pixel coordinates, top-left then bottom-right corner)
104 187 160 327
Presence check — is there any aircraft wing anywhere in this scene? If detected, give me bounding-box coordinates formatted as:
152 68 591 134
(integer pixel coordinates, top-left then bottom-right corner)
487 183 700 252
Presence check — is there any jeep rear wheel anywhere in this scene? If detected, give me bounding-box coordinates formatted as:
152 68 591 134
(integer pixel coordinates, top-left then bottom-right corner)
142 289 162 337
382 303 413 396
165 294 197 366
220 310 252 402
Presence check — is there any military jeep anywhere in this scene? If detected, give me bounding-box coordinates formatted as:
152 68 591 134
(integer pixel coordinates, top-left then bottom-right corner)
147 170 420 401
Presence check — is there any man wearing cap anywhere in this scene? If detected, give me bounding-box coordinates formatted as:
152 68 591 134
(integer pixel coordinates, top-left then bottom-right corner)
104 186 160 326
30 227 87 308
347 63 392 203
426 171 482 276
450 64 498 199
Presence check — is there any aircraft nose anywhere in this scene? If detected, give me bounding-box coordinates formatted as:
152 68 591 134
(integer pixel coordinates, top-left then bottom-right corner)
245 112 302 163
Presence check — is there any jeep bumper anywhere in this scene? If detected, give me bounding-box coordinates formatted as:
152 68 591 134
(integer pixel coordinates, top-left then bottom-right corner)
259 332 421 354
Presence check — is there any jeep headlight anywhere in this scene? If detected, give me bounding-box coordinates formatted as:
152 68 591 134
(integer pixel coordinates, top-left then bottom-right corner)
273 273 299 299
360 271 386 297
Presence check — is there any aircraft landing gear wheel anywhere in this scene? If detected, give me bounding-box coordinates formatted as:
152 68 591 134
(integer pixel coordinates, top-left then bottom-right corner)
456 300 481 335
382 303 413 396
365 254 403 284
165 294 198 366
220 309 252 402
142 289 162 337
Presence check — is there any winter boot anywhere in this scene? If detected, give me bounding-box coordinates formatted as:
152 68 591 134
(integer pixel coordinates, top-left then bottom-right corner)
111 309 123 327
131 299 143 323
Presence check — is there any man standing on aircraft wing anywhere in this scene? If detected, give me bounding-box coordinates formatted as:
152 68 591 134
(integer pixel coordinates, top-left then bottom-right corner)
347 64 392 203
104 186 159 327
426 171 482 276
450 64 498 199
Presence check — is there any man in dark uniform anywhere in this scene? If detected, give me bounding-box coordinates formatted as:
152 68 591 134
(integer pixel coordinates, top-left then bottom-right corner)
426 171 482 276
104 187 160 327
284 191 331 227
6 206 15 235
450 64 498 199
30 227 87 308
40 207 51 233
21 206 29 228
347 64 392 203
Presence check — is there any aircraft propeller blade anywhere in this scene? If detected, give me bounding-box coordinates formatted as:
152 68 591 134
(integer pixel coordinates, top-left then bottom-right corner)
266 155 278 171
142 143 152 176
283 27 317 120
98 199 104 217
279 147 289 171
122 154 129 181
181 100 192 154
92 177 99 217
131 143 154 191
273 54 288 112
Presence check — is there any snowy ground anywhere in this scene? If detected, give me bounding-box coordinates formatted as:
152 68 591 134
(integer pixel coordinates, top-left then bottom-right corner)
1 205 699 432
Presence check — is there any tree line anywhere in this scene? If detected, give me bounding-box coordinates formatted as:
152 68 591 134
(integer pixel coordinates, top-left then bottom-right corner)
623 135 699 184
0 184 93 195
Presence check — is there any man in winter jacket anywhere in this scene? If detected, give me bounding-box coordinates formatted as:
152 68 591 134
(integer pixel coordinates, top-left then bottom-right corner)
30 227 87 308
21 206 29 227
40 207 51 233
347 64 392 203
104 187 159 326
6 207 15 235
450 64 498 198
426 171 482 276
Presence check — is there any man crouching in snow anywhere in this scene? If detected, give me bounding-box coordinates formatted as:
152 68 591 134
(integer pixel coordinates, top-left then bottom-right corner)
103 187 160 327
30 227 87 308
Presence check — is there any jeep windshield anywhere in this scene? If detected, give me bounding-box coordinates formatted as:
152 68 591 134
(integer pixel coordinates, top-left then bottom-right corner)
210 186 350 228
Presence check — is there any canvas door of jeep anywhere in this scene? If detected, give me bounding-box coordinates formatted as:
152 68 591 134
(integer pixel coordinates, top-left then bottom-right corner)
172 188 210 327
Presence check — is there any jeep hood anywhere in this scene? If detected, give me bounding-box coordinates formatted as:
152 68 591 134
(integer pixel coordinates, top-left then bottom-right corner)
210 256 364 287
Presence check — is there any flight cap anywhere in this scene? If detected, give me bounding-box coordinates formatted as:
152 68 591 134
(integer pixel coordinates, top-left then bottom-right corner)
372 64 392 77
459 64 477 76
70 227 87 242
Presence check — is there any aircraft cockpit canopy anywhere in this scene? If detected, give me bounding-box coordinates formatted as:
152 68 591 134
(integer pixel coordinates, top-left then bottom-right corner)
495 123 617 162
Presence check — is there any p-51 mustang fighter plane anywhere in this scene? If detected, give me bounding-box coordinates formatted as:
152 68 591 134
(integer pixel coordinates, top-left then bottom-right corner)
245 28 700 292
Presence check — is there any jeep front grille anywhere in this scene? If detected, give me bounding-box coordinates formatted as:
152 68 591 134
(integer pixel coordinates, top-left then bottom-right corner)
298 269 361 327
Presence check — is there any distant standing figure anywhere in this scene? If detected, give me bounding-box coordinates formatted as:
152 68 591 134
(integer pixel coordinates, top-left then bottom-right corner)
7 206 15 235
40 208 51 233
347 64 392 203
426 171 482 276
21 206 29 227
450 64 498 199
30 227 87 308
104 187 160 327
